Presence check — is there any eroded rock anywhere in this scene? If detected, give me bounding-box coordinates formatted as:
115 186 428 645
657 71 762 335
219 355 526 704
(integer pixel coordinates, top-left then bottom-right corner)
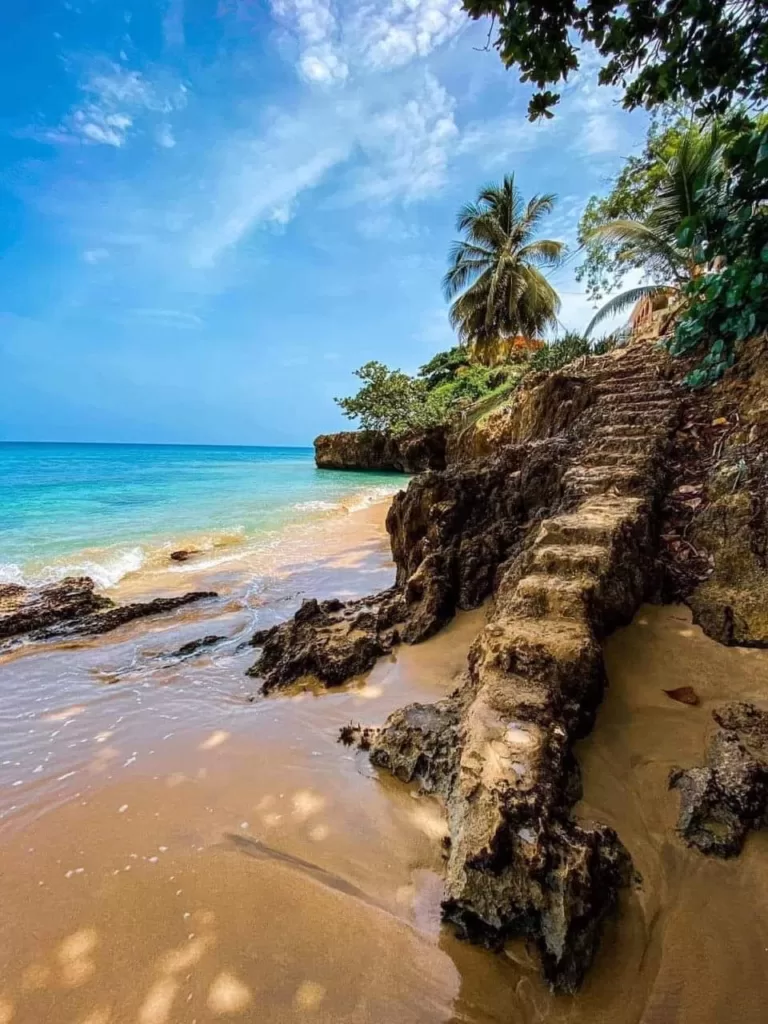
0 576 217 648
314 428 446 473
0 577 112 641
248 437 572 691
671 702 768 856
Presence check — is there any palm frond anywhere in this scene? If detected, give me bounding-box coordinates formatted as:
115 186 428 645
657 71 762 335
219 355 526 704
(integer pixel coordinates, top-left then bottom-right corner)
585 285 678 337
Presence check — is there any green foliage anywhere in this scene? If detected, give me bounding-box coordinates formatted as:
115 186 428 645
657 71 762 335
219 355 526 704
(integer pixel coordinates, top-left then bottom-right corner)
526 332 593 374
334 353 519 436
334 362 436 436
577 114 692 301
582 121 728 337
443 175 564 357
461 1 768 122
418 346 473 389
670 123 768 387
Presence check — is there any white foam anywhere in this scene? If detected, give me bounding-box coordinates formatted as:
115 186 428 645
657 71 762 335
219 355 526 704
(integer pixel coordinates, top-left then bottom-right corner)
36 547 146 590
293 500 342 512
0 563 25 586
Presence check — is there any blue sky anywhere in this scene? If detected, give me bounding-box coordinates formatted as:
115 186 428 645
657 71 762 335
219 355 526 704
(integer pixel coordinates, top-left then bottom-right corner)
0 0 649 446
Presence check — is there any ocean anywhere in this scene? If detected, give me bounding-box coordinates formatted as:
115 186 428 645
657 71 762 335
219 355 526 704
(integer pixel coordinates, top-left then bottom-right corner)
0 442 400 589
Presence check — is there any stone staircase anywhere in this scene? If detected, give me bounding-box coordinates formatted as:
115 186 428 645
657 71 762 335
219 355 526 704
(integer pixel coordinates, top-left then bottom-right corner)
371 342 684 992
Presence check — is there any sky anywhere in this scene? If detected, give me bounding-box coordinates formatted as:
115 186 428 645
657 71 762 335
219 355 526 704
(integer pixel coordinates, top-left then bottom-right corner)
0 0 650 446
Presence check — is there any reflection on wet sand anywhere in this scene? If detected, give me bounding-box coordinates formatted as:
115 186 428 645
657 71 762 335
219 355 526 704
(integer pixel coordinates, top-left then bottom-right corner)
1 489 768 1024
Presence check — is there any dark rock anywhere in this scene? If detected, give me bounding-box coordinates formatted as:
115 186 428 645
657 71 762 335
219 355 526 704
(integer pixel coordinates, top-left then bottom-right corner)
0 577 112 641
671 701 768 856
31 591 218 641
314 428 446 473
170 634 226 658
170 549 197 562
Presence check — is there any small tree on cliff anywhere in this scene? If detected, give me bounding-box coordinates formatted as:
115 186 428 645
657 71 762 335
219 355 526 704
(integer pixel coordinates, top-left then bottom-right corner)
443 175 564 362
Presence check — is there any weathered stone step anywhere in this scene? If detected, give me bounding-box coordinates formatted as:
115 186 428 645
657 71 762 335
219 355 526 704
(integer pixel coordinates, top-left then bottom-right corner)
470 616 597 700
580 449 650 468
511 573 597 619
590 434 653 454
589 406 676 427
596 389 675 406
534 496 643 548
593 424 667 440
563 464 646 497
530 543 610 577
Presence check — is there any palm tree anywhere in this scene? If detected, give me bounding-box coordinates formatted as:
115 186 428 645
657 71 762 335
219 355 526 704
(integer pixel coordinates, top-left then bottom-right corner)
443 175 565 362
585 125 724 336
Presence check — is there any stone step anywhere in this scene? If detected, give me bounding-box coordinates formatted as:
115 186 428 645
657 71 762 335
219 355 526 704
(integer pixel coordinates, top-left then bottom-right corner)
530 543 610 577
563 464 646 496
589 406 676 427
596 389 675 406
589 434 653 454
472 616 597 690
594 424 667 439
534 497 643 548
579 450 650 468
511 573 596 620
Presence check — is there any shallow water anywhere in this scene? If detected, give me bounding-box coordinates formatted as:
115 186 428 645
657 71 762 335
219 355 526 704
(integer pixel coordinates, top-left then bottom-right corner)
0 442 400 589
1 511 768 1024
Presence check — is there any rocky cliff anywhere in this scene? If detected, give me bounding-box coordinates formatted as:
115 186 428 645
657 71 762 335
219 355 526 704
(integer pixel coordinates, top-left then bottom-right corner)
251 335 768 994
314 427 446 473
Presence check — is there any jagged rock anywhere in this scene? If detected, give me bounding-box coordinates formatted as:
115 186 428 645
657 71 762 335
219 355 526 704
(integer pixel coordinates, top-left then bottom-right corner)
170 634 226 658
360 343 681 991
248 593 404 692
0 577 112 641
670 702 768 857
314 428 446 473
248 437 572 690
261 341 684 990
687 456 768 646
31 591 218 641
0 577 217 648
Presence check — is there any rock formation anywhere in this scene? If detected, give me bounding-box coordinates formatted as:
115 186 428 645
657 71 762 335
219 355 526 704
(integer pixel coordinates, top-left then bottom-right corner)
314 427 446 473
0 576 217 649
369 343 682 991
671 702 768 856
250 340 688 991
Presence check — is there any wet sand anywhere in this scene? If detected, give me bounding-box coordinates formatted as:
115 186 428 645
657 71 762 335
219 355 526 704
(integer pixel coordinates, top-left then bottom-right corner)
2 494 768 1023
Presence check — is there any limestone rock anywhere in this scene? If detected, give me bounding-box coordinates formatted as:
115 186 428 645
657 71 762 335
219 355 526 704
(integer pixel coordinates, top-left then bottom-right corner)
671 702 768 856
314 428 446 473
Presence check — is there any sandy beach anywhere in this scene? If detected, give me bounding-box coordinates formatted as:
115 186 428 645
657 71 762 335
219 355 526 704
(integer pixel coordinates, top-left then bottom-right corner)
2 494 768 1023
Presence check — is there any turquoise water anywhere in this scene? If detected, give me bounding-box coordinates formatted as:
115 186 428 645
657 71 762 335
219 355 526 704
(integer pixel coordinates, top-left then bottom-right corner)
0 443 400 587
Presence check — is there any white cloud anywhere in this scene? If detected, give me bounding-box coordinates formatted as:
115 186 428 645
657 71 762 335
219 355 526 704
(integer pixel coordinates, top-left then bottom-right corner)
271 0 465 84
350 73 458 202
83 248 110 263
55 62 187 148
272 0 349 84
156 123 176 148
355 0 465 70
163 0 186 49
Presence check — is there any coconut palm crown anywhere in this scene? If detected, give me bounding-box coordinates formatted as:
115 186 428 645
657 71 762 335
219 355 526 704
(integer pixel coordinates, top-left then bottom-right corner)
443 175 565 360
585 125 725 336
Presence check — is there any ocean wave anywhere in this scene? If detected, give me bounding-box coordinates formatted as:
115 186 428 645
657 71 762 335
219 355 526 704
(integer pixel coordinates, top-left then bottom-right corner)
293 500 343 512
0 562 25 586
36 547 147 590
